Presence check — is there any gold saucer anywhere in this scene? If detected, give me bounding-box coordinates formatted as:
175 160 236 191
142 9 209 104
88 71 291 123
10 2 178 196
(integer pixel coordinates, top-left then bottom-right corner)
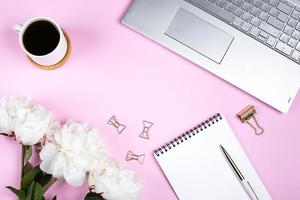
27 29 71 70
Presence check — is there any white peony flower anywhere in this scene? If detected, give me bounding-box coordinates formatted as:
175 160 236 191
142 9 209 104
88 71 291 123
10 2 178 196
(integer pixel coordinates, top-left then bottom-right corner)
88 160 142 200
0 96 32 134
0 96 53 145
43 120 61 143
39 120 107 187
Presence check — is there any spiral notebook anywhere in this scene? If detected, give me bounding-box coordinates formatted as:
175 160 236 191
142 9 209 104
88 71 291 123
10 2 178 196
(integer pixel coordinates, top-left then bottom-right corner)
154 114 272 200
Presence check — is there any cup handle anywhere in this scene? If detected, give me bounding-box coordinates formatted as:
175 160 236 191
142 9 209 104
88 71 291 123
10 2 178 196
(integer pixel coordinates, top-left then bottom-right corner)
13 24 23 33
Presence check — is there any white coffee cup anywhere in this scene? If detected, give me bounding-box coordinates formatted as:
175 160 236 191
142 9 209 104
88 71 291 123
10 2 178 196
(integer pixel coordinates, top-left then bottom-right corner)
13 17 68 66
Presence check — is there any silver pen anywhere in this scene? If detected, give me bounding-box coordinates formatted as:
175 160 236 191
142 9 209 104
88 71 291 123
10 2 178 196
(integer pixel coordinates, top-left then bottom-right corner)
220 145 259 200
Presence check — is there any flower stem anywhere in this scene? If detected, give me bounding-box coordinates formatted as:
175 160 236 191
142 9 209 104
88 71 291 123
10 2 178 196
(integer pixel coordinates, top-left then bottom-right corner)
20 145 25 187
43 178 57 193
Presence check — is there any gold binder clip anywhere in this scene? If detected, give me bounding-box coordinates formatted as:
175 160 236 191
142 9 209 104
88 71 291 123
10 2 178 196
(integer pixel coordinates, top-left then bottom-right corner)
126 150 145 164
107 115 126 134
139 121 153 139
237 105 264 135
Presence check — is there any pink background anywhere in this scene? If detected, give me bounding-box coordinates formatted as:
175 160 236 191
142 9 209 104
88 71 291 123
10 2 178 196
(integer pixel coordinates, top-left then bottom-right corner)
1 0 300 199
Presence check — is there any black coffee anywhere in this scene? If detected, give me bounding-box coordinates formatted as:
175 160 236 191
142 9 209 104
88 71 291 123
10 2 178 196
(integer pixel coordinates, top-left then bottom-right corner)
23 20 60 56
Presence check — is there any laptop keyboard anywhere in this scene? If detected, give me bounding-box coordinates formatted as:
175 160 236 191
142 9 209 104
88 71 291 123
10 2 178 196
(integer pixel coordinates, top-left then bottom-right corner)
185 0 300 64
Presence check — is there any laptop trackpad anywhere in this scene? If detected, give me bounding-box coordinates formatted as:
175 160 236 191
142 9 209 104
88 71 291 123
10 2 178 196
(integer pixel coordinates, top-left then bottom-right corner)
165 8 234 64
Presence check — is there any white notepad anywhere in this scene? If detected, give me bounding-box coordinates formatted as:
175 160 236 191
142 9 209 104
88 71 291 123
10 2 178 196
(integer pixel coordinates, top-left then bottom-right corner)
154 114 272 200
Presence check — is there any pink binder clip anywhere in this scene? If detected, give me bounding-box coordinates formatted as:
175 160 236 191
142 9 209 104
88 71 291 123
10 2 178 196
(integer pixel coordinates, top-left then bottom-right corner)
107 115 126 134
139 121 153 139
126 150 145 164
237 105 264 135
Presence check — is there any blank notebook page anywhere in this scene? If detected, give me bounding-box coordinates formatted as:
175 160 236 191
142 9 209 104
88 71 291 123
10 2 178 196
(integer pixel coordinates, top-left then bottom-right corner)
154 114 272 200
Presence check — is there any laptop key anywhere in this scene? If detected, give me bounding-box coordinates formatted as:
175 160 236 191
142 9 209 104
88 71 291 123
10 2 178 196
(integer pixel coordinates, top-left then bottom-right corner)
277 2 293 14
188 0 235 23
291 10 300 20
250 27 260 36
217 0 227 8
259 12 269 21
284 25 294 35
267 16 284 30
250 7 261 16
241 22 251 32
277 12 289 22
242 2 252 11
242 12 252 22
269 7 280 17
292 30 300 40
258 35 267 42
225 3 235 12
260 30 268 37
291 50 300 61
286 1 294 7
250 17 261 26
261 3 271 12
258 31 268 42
296 23 300 31
233 0 243 7
234 8 244 17
288 38 297 48
233 17 243 27
287 18 297 28
259 22 280 37
276 41 293 55
280 33 289 43
296 43 300 51
269 0 279 7
267 36 276 46
252 0 263 7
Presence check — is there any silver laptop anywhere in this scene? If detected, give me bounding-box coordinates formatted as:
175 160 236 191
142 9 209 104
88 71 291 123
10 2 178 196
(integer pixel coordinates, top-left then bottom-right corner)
122 0 300 113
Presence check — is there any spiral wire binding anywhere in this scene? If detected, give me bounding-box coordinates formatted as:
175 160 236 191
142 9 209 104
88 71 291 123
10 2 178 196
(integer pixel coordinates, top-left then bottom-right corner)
154 114 223 156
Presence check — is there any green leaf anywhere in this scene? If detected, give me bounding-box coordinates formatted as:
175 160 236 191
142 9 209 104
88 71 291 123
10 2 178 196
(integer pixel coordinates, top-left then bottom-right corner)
51 196 57 200
33 182 44 200
23 162 33 175
84 192 104 200
23 145 32 165
36 173 52 187
6 186 26 200
21 166 41 190
26 181 35 200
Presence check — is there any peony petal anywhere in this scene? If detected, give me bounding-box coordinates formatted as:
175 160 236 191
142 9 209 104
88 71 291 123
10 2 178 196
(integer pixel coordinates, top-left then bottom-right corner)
10 100 52 145
40 143 64 178
88 163 142 200
40 143 58 160
63 164 87 186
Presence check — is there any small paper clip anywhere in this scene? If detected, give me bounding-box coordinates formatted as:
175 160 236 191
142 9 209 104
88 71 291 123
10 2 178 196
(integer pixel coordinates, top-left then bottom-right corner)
237 105 264 135
139 121 153 139
126 150 145 164
107 115 126 134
